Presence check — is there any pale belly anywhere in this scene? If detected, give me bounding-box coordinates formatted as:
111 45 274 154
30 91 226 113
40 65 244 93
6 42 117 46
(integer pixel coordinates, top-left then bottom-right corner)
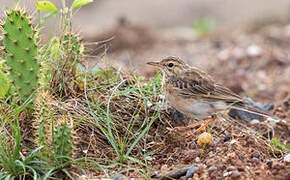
166 92 227 119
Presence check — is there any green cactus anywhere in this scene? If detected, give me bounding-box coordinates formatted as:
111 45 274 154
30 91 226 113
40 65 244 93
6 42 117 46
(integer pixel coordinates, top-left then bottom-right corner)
0 69 10 99
1 8 39 103
52 123 73 163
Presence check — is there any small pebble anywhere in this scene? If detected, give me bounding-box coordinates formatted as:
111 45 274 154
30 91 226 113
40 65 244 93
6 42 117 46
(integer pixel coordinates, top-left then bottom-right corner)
146 101 153 107
284 173 290 180
212 39 222 49
113 173 125 180
223 171 232 177
208 166 217 173
223 135 231 142
273 162 284 170
252 157 260 164
255 170 260 175
247 136 255 143
227 166 235 171
250 119 260 125
231 170 241 178
283 101 289 108
284 154 290 163
247 44 262 57
186 165 198 178
230 139 237 144
252 153 260 159
180 176 187 180
266 159 273 168
237 166 245 171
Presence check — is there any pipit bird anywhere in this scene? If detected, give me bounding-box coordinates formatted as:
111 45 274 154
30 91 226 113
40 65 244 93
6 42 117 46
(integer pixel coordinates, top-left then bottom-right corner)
147 56 272 136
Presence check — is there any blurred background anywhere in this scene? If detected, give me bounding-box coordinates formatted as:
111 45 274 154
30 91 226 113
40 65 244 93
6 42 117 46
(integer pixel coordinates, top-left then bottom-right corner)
1 0 290 101
2 1 289 32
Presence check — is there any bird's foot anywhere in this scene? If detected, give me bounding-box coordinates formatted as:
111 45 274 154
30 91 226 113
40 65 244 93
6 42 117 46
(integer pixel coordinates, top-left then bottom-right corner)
168 114 217 138
169 120 204 133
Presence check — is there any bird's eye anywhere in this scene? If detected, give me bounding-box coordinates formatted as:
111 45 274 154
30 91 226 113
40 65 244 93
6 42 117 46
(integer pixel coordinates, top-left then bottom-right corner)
168 63 174 68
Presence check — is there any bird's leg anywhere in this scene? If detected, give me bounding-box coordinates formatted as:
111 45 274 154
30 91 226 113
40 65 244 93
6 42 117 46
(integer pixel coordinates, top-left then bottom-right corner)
186 114 217 138
170 120 204 132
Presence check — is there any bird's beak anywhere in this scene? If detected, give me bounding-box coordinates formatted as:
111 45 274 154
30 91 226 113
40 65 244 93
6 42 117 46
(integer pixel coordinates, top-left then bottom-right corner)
146 61 161 67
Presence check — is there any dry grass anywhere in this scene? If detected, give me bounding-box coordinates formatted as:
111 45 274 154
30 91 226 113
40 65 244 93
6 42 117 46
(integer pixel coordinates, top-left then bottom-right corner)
18 63 288 178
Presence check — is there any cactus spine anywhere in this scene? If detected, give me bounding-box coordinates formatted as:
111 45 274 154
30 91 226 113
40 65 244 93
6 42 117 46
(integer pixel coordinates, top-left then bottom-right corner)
2 8 39 103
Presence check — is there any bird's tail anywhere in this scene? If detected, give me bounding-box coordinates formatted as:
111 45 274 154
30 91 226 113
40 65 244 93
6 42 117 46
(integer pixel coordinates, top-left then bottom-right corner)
230 102 280 123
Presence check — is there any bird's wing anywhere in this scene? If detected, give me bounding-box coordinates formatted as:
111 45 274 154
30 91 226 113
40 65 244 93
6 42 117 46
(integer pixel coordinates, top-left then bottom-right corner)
176 68 243 104
172 68 275 119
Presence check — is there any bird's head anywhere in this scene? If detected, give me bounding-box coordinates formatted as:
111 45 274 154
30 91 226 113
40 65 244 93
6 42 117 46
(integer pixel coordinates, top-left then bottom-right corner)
147 56 189 77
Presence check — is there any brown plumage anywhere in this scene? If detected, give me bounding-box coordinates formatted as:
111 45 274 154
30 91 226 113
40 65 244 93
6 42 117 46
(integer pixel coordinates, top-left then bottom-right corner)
147 56 271 123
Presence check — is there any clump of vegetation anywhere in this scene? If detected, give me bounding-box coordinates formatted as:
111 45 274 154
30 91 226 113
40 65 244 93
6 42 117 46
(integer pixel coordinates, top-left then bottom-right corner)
0 0 164 178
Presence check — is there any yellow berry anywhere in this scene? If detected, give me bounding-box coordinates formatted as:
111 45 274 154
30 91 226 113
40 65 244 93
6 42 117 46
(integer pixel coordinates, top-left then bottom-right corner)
197 132 213 145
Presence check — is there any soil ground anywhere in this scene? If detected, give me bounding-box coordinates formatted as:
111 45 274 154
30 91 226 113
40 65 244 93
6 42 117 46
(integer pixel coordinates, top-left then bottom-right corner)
78 19 290 179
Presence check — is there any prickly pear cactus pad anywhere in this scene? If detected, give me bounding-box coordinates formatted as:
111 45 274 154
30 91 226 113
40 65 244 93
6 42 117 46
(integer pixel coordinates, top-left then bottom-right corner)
1 8 39 103
53 124 73 161
62 33 81 62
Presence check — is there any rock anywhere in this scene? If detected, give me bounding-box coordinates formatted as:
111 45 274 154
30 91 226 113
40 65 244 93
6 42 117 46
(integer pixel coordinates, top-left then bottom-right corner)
186 165 198 178
223 171 232 177
252 153 260 159
172 109 184 124
195 157 200 163
263 103 274 111
247 136 255 143
273 162 285 170
237 166 245 171
283 100 289 107
250 119 260 125
227 166 235 171
255 170 260 175
266 159 273 168
284 154 290 163
208 166 217 173
113 173 125 180
146 101 153 107
284 173 290 180
223 135 231 142
228 108 262 121
252 157 260 164
179 176 187 180
231 170 241 178
230 139 238 144
247 44 262 57
283 100 289 110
